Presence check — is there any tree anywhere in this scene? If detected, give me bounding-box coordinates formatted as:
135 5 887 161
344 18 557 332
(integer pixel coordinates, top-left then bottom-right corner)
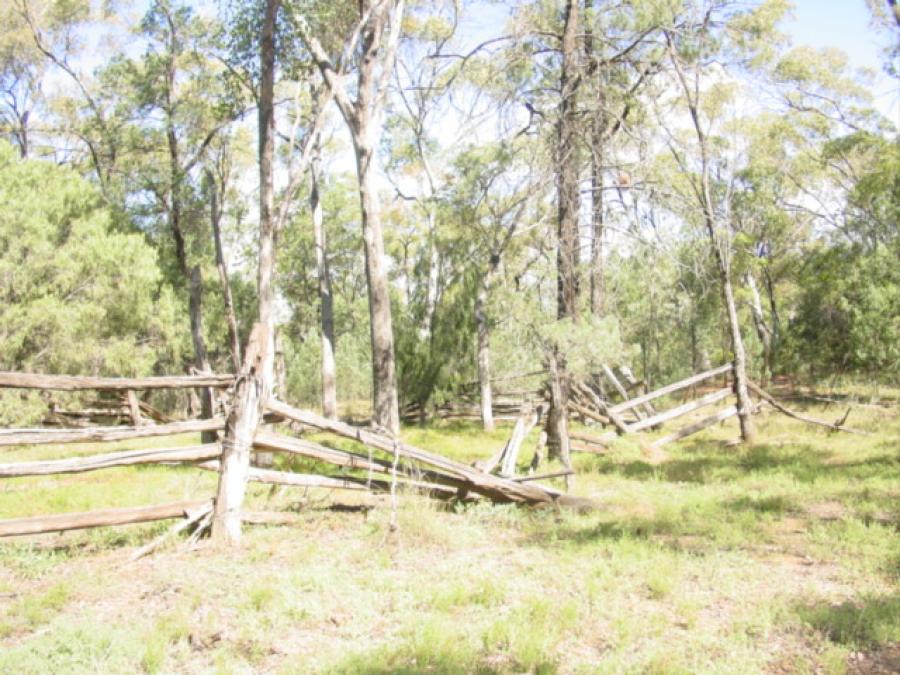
293 0 406 435
0 141 180 423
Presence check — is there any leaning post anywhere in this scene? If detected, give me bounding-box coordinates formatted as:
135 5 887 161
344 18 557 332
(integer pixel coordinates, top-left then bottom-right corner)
212 323 270 544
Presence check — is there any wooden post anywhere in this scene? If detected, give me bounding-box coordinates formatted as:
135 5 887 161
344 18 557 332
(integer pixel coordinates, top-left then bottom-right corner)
212 323 269 544
125 390 144 426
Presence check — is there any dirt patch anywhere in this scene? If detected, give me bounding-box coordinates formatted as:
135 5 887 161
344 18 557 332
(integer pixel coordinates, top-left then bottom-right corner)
847 643 900 674
806 501 848 522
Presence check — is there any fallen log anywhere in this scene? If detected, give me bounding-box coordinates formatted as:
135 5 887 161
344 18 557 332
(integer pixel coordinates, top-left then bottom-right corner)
0 443 220 477
265 399 595 508
0 500 210 538
626 387 732 433
647 405 738 450
0 372 235 391
747 381 869 436
609 363 733 415
0 417 225 448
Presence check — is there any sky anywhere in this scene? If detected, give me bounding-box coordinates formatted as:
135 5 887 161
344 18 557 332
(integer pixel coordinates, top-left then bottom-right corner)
785 0 898 121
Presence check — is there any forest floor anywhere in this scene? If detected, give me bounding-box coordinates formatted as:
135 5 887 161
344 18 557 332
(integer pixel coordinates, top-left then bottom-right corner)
0 388 898 674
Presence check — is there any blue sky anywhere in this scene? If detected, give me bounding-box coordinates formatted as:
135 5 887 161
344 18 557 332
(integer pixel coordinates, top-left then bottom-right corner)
782 0 898 120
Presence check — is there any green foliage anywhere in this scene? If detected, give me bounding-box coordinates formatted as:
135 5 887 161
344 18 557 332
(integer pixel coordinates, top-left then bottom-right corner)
0 142 181 421
785 245 900 378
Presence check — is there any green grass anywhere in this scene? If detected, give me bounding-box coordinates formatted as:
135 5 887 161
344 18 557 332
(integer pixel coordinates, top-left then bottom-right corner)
0 394 898 673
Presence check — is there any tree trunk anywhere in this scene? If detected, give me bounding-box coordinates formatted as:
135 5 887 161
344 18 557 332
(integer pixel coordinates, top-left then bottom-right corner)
350 1 401 435
585 0 605 316
475 279 494 432
556 0 581 322
423 205 440 338
763 266 780 368
545 350 572 477
666 31 755 444
256 0 278 381
208 170 242 372
212 324 269 544
167 124 212 439
718 258 756 443
311 122 337 419
213 0 279 544
745 271 773 385
547 0 581 462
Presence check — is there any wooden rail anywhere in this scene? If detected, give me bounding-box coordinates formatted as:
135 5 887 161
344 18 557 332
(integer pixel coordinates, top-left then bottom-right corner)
0 417 225 447
0 372 235 391
266 399 597 508
647 405 738 450
0 443 220 477
626 387 732 433
0 500 210 538
609 363 733 415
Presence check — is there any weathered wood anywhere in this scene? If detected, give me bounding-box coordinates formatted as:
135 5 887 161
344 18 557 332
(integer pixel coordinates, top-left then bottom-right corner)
0 418 225 448
213 323 269 543
514 470 574 482
747 381 869 435
125 390 143 426
601 364 643 420
609 363 733 415
500 407 542 477
626 387 732 433
647 405 738 450
0 372 234 391
0 500 210 538
0 443 220 477
614 364 657 417
203 462 368 491
576 381 629 433
266 399 595 508
253 430 392 474
129 501 213 561
569 429 617 447
568 400 611 426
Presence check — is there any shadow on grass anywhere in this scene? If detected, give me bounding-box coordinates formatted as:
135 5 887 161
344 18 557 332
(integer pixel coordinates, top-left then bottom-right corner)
600 442 898 487
793 593 900 647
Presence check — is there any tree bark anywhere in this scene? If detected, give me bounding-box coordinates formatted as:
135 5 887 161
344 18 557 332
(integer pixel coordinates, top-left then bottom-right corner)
208 168 242 372
475 279 494 432
556 0 581 321
585 0 605 316
745 271 773 385
212 0 279 544
665 30 755 444
348 0 402 435
547 0 581 467
311 106 337 419
545 350 572 477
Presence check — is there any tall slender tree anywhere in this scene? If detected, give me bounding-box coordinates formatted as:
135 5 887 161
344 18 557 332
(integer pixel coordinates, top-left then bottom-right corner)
293 0 406 434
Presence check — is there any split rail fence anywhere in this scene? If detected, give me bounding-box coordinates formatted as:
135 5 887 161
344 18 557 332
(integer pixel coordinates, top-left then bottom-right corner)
0 361 862 542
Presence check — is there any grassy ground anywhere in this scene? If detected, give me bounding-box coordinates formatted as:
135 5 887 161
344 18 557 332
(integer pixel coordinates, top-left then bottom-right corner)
0 394 897 674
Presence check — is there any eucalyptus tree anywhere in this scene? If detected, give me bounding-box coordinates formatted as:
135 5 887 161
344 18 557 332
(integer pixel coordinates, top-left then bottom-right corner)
292 0 406 434
12 0 126 193
656 0 801 443
98 0 245 426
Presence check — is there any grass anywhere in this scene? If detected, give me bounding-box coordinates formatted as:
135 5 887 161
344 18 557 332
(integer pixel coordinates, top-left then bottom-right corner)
0 393 898 673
